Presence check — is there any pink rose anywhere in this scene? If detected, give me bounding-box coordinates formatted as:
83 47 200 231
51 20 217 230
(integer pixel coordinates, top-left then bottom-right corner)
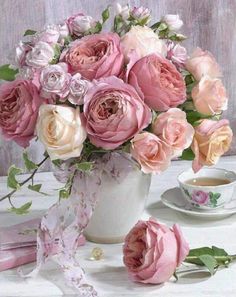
66 13 95 37
191 76 228 115
63 32 124 80
127 54 186 111
15 41 31 67
152 108 194 157
123 218 189 284
39 63 71 100
167 41 188 68
185 47 222 81
192 119 233 172
83 76 151 149
130 132 172 174
34 25 60 45
0 80 43 147
68 73 91 105
192 190 209 205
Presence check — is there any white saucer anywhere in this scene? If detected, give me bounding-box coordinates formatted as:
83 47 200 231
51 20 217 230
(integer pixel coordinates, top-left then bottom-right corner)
161 187 236 219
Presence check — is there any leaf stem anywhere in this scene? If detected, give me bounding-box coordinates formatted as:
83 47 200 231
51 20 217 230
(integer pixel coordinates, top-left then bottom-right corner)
0 155 49 203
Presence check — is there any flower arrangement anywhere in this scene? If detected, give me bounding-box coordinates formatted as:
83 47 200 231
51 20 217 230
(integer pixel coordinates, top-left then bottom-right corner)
0 4 233 207
0 3 234 295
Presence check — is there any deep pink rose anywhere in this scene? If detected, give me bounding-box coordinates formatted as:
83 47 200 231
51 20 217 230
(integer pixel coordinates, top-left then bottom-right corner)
123 218 189 284
191 190 209 205
127 54 186 111
62 32 124 80
82 76 151 149
0 80 43 147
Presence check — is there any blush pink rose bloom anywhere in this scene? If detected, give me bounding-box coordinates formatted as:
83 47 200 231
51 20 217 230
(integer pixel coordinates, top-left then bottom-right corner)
127 54 186 111
191 76 228 115
185 47 222 81
63 32 124 80
192 190 209 205
130 132 172 174
192 119 233 172
82 76 151 149
167 41 188 68
123 218 189 284
152 108 194 157
0 80 43 147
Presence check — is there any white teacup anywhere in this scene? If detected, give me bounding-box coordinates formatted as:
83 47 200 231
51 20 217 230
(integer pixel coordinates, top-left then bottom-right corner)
178 168 236 210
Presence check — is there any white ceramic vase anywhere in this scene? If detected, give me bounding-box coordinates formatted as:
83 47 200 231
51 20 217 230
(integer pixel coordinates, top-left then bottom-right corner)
84 165 151 244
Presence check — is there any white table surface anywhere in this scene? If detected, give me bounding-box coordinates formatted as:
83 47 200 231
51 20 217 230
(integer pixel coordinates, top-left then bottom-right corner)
0 156 236 297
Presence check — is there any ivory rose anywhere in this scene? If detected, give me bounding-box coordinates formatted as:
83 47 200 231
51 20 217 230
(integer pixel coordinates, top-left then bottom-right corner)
26 41 54 68
191 76 228 115
0 80 43 147
130 132 172 174
36 105 86 160
123 218 189 284
162 14 183 31
121 26 167 62
127 54 186 111
40 63 71 100
152 108 194 157
192 119 233 172
186 47 221 81
82 76 151 150
63 32 124 80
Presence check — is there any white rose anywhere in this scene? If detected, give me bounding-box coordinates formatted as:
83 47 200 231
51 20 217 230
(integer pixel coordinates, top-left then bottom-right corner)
115 3 130 21
162 14 183 31
26 41 54 68
68 73 91 105
40 63 71 100
72 15 94 36
36 105 87 160
121 25 167 62
34 25 60 45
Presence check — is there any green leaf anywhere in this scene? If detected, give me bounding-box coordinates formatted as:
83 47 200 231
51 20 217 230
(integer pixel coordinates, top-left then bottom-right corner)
180 147 195 161
186 111 211 126
185 247 214 265
23 151 38 171
0 64 18 81
59 189 70 199
87 22 102 34
113 15 123 33
7 165 22 190
75 162 94 172
198 254 218 275
169 33 187 41
151 21 161 30
28 184 48 196
23 29 37 36
158 22 168 31
52 159 62 167
102 7 110 24
212 246 228 257
50 44 61 64
213 193 221 200
10 201 32 215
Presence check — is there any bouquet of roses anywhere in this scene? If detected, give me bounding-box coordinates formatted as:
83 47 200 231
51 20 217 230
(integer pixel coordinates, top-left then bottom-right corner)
0 4 232 209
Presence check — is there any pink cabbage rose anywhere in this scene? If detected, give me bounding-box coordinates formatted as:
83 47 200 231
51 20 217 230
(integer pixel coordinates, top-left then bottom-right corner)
192 119 233 172
191 76 228 115
130 132 172 174
123 218 189 284
127 54 186 111
63 32 124 80
191 190 209 205
185 47 221 81
152 108 194 157
0 80 43 147
82 76 151 149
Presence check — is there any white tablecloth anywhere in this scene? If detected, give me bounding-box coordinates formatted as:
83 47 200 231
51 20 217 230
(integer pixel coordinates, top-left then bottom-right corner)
0 156 236 296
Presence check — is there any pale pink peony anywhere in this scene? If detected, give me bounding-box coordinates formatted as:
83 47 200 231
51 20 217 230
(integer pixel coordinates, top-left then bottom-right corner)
82 76 151 150
123 218 189 284
186 47 222 81
127 54 186 111
152 108 194 157
130 132 172 174
63 32 124 80
191 76 228 115
0 80 43 147
192 119 233 172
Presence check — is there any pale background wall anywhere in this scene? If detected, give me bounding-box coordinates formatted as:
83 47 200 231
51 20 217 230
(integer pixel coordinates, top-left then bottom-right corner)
0 0 235 175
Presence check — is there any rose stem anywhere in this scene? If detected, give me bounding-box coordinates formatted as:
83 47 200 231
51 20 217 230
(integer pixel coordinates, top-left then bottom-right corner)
0 155 49 202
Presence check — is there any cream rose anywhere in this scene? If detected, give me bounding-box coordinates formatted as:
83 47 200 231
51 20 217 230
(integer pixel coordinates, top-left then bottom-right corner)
192 119 233 172
121 25 167 62
36 105 86 160
191 76 228 115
